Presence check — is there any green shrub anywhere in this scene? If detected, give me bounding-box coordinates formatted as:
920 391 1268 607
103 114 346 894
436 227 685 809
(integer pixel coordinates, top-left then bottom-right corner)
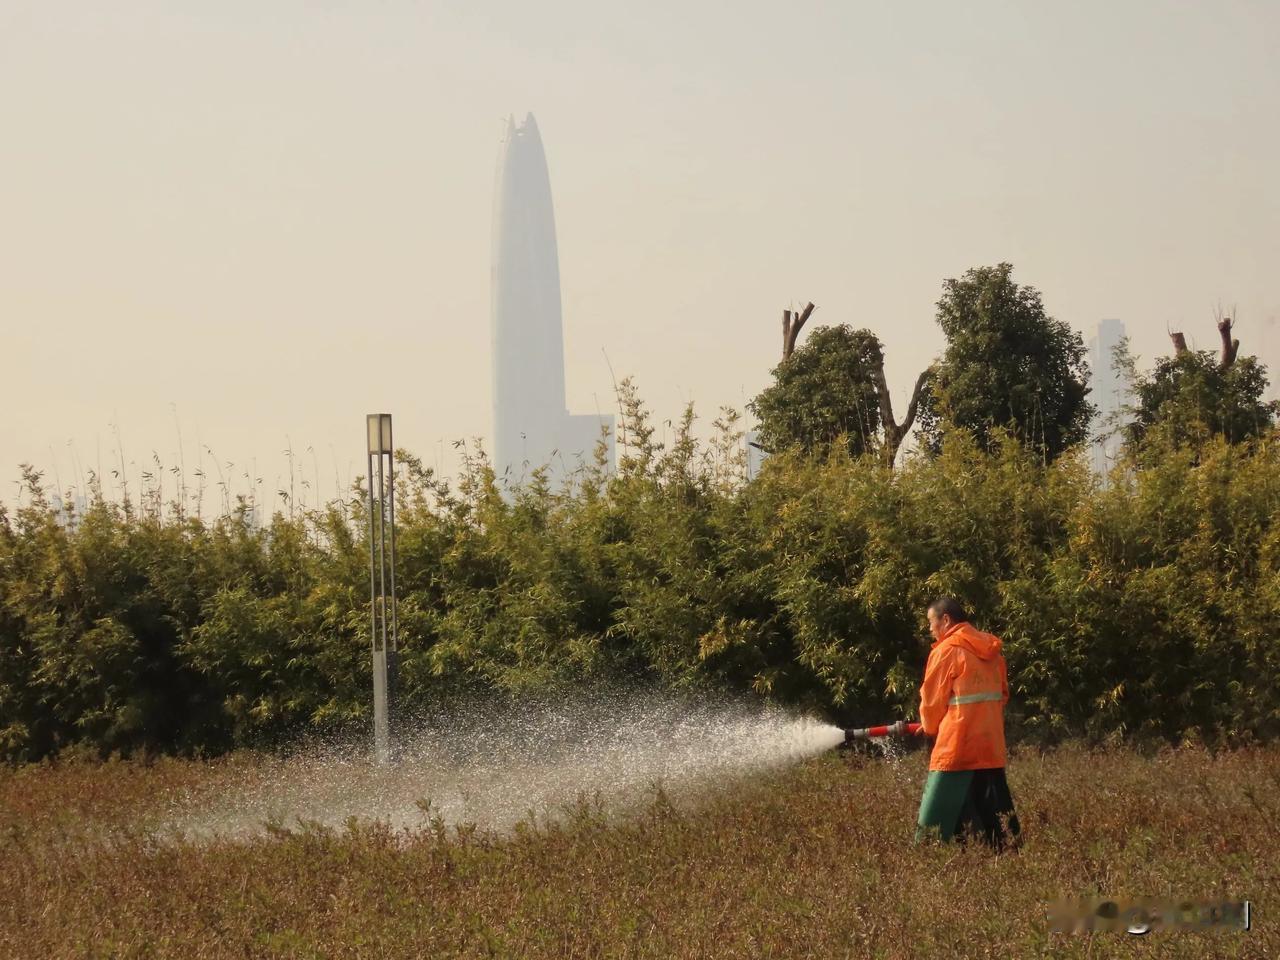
3 402 1278 760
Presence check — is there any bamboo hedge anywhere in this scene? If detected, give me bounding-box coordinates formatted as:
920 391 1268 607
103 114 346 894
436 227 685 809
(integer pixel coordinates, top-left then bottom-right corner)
2 396 1278 761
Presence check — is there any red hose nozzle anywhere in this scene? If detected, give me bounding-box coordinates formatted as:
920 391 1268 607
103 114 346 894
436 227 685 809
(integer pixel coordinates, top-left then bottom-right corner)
842 721 923 744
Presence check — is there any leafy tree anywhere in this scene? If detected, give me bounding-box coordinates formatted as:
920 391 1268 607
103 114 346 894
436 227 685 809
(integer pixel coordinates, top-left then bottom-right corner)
918 263 1093 461
749 325 884 458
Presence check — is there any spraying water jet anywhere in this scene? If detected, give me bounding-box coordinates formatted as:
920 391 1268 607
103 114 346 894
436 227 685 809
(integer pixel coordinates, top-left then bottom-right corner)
166 691 853 841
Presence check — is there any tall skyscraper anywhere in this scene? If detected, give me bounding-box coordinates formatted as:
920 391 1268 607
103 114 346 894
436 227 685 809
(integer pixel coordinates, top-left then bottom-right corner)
744 429 767 481
491 114 613 488
1088 318 1128 479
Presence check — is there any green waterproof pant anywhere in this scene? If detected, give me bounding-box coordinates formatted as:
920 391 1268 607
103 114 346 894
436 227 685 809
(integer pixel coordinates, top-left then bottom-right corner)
915 768 1020 849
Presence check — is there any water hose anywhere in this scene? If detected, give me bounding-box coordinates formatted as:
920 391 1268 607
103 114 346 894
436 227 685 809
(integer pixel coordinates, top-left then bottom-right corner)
842 720 923 746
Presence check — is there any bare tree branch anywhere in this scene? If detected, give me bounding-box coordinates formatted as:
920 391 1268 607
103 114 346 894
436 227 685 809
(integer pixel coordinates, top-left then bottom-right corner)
1218 314 1240 370
872 361 932 467
782 302 815 360
1171 314 1240 369
900 367 932 437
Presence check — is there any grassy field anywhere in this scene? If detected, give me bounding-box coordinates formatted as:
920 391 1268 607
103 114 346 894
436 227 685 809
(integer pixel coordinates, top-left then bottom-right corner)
1 742 1275 959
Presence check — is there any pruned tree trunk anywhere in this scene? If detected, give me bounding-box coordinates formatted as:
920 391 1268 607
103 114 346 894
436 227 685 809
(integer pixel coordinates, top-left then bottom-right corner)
1218 314 1240 370
873 363 932 467
1169 312 1240 370
782 302 815 360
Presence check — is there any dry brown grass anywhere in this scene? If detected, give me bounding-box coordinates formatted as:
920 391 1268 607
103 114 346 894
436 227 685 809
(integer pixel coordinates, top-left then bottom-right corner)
1 743 1275 959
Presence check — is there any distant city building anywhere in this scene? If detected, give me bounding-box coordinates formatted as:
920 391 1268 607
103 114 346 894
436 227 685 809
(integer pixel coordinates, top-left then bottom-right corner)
242 503 263 532
52 493 89 531
490 114 614 490
745 430 768 480
1087 318 1127 479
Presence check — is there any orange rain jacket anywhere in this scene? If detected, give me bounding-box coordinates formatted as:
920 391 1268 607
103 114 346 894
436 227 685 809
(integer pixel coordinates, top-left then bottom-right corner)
919 621 1009 771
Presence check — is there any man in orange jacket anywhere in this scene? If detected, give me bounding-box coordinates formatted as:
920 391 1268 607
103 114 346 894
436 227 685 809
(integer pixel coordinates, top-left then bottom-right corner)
915 597 1020 849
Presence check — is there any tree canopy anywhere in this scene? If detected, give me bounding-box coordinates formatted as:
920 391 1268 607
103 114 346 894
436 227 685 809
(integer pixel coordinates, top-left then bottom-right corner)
749 324 884 459
918 264 1093 461
1122 339 1277 450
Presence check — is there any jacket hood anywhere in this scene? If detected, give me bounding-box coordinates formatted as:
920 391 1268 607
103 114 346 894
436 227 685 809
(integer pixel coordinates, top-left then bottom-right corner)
940 622 1002 660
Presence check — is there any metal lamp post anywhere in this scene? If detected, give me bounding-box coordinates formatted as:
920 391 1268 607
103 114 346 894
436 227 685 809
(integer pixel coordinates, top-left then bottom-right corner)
366 413 397 763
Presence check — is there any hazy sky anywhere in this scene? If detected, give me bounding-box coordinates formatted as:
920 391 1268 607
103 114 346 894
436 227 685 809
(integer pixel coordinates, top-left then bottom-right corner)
4 1 1278 510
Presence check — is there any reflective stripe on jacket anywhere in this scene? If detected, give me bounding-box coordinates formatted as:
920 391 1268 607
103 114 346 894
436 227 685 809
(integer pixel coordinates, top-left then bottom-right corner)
919 622 1009 771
